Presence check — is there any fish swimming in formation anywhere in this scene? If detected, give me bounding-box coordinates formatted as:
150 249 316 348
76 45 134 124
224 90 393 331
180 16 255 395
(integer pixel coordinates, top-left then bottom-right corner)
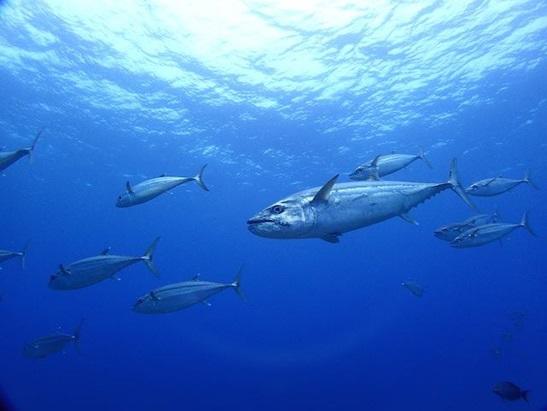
248 159 473 243
49 238 160 290
0 129 43 172
349 149 431 181
465 171 538 196
116 165 208 207
492 381 528 402
434 212 500 241
133 269 243 314
0 242 30 269
401 280 424 297
450 212 534 248
23 320 84 359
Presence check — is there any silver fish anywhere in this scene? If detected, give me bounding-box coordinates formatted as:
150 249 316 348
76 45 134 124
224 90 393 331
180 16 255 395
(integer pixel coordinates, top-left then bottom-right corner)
134 269 243 314
450 212 535 248
466 171 538 196
0 242 29 268
49 238 160 290
116 165 208 207
401 280 424 297
248 159 473 243
492 381 528 402
349 149 431 180
434 212 499 241
0 129 42 172
23 320 83 359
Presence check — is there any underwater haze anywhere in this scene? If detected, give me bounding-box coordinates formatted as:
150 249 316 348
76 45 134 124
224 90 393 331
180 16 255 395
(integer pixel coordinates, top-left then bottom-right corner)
1 0 547 410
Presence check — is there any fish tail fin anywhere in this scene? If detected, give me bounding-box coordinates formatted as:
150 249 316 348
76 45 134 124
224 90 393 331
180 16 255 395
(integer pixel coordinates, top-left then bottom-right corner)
521 390 529 402
20 241 30 269
419 147 432 169
142 237 160 277
524 169 539 189
520 211 536 237
448 158 475 209
193 164 209 191
28 128 44 162
231 265 245 301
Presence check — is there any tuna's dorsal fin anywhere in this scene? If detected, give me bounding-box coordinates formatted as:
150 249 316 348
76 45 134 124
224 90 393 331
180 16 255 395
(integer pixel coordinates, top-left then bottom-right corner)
101 247 111 255
192 273 201 281
311 175 339 205
59 264 71 275
400 212 419 225
201 300 212 307
126 181 134 194
159 174 166 177
320 233 340 243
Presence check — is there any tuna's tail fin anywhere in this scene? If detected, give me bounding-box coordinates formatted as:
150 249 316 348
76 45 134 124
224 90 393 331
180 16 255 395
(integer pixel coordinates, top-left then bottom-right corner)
20 241 30 270
73 318 84 351
419 148 432 169
521 389 529 402
231 265 245 301
524 170 539 190
520 211 536 237
448 159 475 209
142 237 160 277
193 164 209 191
28 128 43 162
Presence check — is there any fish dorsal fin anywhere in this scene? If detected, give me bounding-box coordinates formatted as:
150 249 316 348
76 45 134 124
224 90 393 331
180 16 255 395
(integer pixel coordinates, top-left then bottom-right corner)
311 175 339 205
59 264 70 275
101 247 111 255
320 233 341 243
192 273 201 281
126 181 134 194
159 174 166 177
400 212 419 225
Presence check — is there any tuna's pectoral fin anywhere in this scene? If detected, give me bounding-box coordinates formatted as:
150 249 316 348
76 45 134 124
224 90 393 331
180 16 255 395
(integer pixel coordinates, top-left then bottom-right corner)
150 291 160 301
59 264 71 275
448 158 476 209
311 175 339 205
399 213 419 225
320 233 340 243
367 155 381 181
201 300 212 307
126 181 134 194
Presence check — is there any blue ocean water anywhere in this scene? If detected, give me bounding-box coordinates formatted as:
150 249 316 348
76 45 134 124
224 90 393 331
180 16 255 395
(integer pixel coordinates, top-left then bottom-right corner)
1 0 546 410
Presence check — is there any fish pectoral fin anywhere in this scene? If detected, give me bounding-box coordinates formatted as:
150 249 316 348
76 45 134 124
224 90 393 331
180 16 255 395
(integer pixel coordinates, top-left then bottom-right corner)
484 177 497 186
150 291 160 301
202 300 212 307
320 233 341 244
59 264 71 275
111 274 121 281
399 212 419 225
126 181 134 194
311 175 339 205
366 155 381 181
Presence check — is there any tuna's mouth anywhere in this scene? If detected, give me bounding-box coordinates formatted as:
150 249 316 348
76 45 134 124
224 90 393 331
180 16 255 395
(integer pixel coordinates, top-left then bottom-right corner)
247 218 275 225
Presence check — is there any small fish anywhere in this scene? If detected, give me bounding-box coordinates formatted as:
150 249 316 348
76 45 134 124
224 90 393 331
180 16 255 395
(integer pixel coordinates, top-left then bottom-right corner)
134 268 243 314
49 238 160 290
466 171 538 196
434 212 499 241
23 320 83 359
450 212 535 248
0 129 43 172
492 381 528 402
401 280 424 297
0 242 30 269
349 149 431 180
116 165 208 207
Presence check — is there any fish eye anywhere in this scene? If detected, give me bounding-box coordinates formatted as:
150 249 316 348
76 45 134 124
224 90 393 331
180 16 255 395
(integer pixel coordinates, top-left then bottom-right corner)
271 205 285 214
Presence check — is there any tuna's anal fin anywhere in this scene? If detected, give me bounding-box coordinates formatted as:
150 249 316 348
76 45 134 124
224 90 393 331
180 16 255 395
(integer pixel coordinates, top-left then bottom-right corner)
126 181 134 194
320 233 340 243
400 212 419 225
311 175 339 205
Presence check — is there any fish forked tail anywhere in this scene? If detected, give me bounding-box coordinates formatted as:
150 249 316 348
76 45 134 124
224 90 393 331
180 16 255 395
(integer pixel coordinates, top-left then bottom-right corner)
448 158 476 209
520 211 536 237
19 241 30 269
231 265 245 301
142 237 160 277
523 169 539 190
521 389 529 402
193 164 209 191
28 128 44 162
418 147 432 169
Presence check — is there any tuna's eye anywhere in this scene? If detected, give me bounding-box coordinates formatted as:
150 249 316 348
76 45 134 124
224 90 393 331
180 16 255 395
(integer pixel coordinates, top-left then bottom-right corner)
272 205 285 214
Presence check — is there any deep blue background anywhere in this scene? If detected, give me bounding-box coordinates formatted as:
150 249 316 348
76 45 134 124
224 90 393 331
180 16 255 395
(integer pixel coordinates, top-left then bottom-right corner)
1 2 547 410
